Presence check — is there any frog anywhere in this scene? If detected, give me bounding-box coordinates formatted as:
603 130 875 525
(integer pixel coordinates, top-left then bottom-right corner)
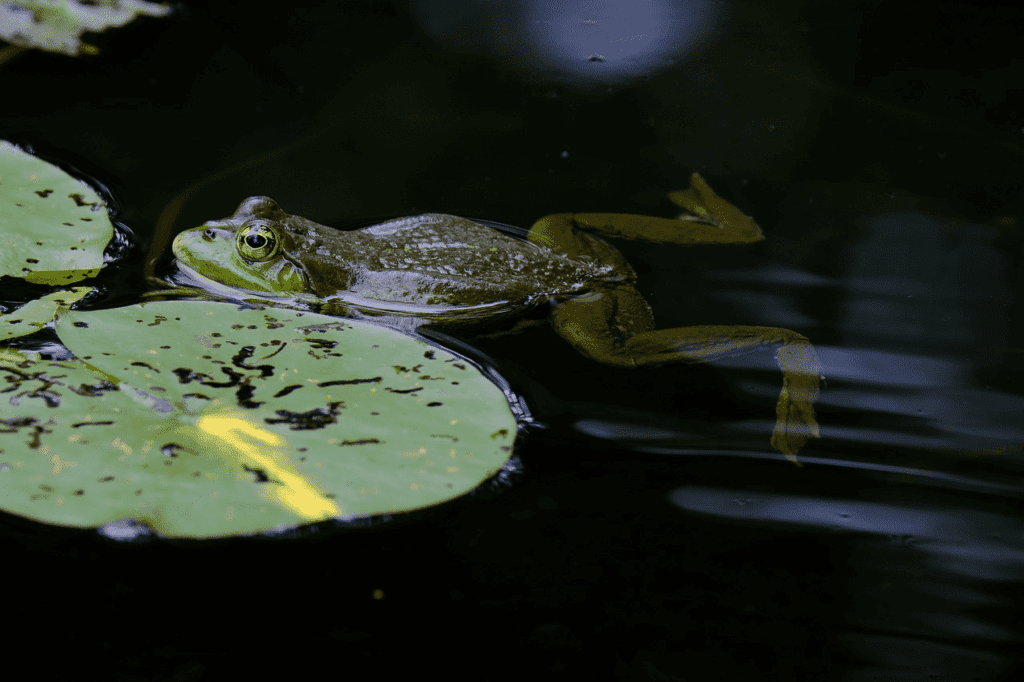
170 173 822 459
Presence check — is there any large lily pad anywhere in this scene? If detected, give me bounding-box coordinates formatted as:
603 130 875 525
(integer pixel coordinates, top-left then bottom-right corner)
0 140 114 284
0 301 517 538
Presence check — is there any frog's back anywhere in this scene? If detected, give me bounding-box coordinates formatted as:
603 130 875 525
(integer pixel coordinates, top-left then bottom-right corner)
302 213 626 317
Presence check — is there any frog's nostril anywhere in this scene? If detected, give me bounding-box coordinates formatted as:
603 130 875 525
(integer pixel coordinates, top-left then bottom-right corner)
203 229 216 241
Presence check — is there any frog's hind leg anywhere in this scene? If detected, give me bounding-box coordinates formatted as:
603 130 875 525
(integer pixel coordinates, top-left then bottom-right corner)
528 173 766 253
550 285 822 459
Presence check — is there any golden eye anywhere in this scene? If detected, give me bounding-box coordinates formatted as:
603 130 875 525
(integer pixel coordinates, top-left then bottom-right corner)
236 220 282 262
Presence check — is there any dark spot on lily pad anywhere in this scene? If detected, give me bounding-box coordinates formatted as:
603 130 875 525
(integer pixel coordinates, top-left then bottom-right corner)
273 384 303 398
319 376 381 387
385 386 422 395
68 192 98 208
266 401 344 430
236 382 264 409
306 338 338 350
232 346 274 377
173 366 245 389
68 380 117 397
242 464 282 485
392 364 423 374
338 438 381 446
161 443 186 458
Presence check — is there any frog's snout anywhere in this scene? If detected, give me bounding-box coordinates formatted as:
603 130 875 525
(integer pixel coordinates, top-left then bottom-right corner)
171 228 208 259
170 230 186 257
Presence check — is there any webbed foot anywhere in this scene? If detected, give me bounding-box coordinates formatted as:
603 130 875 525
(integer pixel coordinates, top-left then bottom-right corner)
529 172 765 249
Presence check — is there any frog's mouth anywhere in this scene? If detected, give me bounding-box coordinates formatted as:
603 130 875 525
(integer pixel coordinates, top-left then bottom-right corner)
330 291 512 317
170 260 307 305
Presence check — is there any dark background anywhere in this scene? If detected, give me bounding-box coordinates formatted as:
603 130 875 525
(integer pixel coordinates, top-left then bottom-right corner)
3 1 1024 679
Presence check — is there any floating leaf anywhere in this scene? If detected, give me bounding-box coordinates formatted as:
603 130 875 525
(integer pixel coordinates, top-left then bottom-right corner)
0 301 517 538
0 0 170 56
0 286 93 340
0 141 114 284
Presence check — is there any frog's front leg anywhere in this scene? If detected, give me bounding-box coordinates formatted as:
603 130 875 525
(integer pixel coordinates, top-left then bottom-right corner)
550 286 822 460
528 172 765 256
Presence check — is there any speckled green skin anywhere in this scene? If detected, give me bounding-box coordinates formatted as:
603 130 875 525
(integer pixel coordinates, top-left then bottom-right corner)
171 196 630 322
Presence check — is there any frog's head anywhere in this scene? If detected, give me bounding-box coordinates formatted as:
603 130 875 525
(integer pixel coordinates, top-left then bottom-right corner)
171 196 313 296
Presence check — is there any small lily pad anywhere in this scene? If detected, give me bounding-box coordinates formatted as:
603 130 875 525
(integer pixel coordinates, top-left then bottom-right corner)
0 286 93 341
0 301 517 538
0 0 170 56
0 141 114 284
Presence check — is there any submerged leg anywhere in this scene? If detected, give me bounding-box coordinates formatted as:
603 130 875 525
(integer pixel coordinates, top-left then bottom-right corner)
528 172 765 255
551 287 822 459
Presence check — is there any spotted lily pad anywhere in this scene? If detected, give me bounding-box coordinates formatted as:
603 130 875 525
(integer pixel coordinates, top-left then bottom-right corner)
0 0 170 56
0 140 115 284
0 301 517 538
0 286 93 341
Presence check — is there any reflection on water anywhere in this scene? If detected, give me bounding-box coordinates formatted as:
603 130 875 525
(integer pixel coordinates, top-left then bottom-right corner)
625 185 1022 471
822 200 1017 462
570 341 1024 460
408 0 721 84
550 177 1022 680
669 485 1022 680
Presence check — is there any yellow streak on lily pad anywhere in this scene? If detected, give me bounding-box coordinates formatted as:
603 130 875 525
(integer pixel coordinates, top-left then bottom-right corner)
195 408 342 520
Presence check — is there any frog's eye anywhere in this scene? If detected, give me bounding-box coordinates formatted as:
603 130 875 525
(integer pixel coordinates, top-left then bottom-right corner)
236 220 282 262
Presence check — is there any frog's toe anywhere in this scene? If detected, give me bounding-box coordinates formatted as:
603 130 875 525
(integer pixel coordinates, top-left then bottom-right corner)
770 379 821 461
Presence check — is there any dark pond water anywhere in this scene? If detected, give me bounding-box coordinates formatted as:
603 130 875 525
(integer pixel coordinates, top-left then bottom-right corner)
3 1 1023 679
